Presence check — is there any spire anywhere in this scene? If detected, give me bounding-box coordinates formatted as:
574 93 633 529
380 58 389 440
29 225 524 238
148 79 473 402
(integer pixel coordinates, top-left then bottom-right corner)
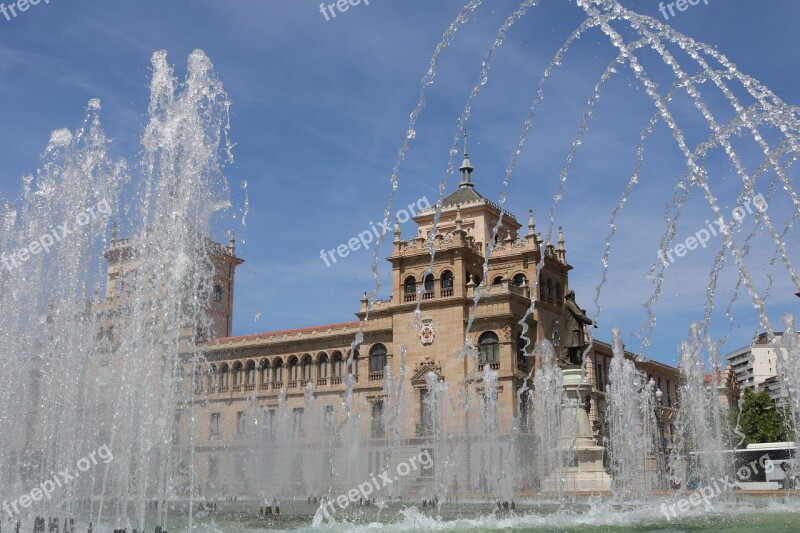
459 132 474 188
558 227 565 249
527 209 535 236
228 230 236 254
393 216 401 243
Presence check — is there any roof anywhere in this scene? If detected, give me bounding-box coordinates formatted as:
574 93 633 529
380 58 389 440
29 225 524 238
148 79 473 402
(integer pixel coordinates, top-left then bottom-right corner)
206 321 360 345
442 183 485 207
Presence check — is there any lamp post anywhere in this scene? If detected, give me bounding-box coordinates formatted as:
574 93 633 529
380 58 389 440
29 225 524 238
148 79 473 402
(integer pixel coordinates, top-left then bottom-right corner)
648 378 666 490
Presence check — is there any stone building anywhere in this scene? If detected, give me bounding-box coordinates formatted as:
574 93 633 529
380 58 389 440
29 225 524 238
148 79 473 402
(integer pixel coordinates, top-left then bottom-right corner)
174 148 680 498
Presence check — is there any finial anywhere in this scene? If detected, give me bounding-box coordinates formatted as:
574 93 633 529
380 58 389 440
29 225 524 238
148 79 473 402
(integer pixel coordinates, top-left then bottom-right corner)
393 216 401 242
459 132 474 187
558 226 565 248
111 222 118 241
527 209 535 235
228 230 236 253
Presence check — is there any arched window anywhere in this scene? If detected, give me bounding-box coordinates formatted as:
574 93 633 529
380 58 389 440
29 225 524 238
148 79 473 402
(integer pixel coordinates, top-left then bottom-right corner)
332 351 344 378
194 366 204 391
288 357 299 382
218 364 229 389
441 270 454 295
273 358 284 385
233 362 243 386
302 355 313 382
546 279 554 304
513 273 527 287
349 349 360 376
369 343 388 374
259 359 270 385
556 282 563 306
423 274 435 298
246 360 256 386
208 364 217 389
492 276 504 286
404 276 417 301
318 353 329 381
478 332 500 364
213 285 223 302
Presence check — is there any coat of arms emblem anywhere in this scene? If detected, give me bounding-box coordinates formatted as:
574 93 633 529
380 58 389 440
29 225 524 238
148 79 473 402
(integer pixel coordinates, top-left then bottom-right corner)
419 317 435 345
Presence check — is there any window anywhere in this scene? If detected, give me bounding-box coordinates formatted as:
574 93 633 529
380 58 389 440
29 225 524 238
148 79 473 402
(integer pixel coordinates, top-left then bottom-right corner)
371 401 385 438
208 456 219 480
302 355 313 381
233 362 243 386
404 276 417 296
441 271 454 292
667 379 672 407
210 413 221 437
218 364 229 389
246 360 256 385
259 359 270 384
207 365 217 389
516 333 528 371
213 285 223 302
369 344 388 374
423 274 434 296
546 279 554 304
492 276 504 285
513 273 527 286
293 408 304 434
262 408 275 436
236 411 246 435
318 353 329 381
556 283 563 306
420 389 432 436
332 351 343 378
350 349 360 375
596 360 605 392
324 405 335 432
479 332 500 364
273 358 283 384
288 357 299 382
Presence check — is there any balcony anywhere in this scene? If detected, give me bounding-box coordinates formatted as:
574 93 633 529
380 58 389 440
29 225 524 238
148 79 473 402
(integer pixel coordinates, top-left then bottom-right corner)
441 288 453 297
244 384 255 392
404 293 416 303
331 376 342 385
422 291 434 300
218 386 229 393
271 382 282 390
288 381 298 389
369 372 384 382
194 388 204 395
481 361 500 371
317 378 328 386
260 382 270 391
232 385 242 393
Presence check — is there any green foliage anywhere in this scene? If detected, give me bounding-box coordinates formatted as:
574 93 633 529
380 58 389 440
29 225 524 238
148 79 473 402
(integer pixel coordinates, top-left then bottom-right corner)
737 388 789 446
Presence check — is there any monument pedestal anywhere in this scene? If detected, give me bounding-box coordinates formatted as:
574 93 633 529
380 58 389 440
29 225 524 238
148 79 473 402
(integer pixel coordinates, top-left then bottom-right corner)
544 368 612 493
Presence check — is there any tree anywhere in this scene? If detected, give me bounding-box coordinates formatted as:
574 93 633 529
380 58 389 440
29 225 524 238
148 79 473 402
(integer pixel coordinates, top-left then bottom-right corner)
737 388 789 446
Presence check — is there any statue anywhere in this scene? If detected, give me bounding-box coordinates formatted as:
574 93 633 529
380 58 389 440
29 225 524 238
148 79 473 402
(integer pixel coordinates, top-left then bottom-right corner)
561 290 596 366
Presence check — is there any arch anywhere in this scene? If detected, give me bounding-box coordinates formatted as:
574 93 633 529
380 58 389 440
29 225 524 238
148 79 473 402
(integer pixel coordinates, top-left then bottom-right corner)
233 361 244 386
207 364 217 389
423 273 434 295
218 363 230 389
478 332 500 364
288 356 299 382
332 351 344 378
348 349 360 376
193 365 204 391
302 354 313 381
492 275 504 286
259 359 270 385
404 276 417 295
440 270 454 293
369 343 388 374
245 360 256 386
512 273 527 287
273 357 284 384
318 352 329 380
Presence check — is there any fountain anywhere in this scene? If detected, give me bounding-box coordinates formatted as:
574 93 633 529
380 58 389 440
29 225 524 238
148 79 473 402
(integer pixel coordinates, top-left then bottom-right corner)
2 0 800 530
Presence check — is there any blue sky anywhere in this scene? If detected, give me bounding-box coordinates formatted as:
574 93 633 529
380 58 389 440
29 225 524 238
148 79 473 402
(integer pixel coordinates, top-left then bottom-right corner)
2 0 799 368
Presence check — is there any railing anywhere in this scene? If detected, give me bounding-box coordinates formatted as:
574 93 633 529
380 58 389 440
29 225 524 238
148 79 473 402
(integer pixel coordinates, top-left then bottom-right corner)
194 389 204 395
244 384 255 392
422 291 434 300
218 386 229 393
441 288 453 297
317 378 328 386
331 376 342 385
272 382 282 390
260 382 270 391
416 423 432 437
232 385 242 393
481 361 500 371
369 372 384 382
404 293 416 303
